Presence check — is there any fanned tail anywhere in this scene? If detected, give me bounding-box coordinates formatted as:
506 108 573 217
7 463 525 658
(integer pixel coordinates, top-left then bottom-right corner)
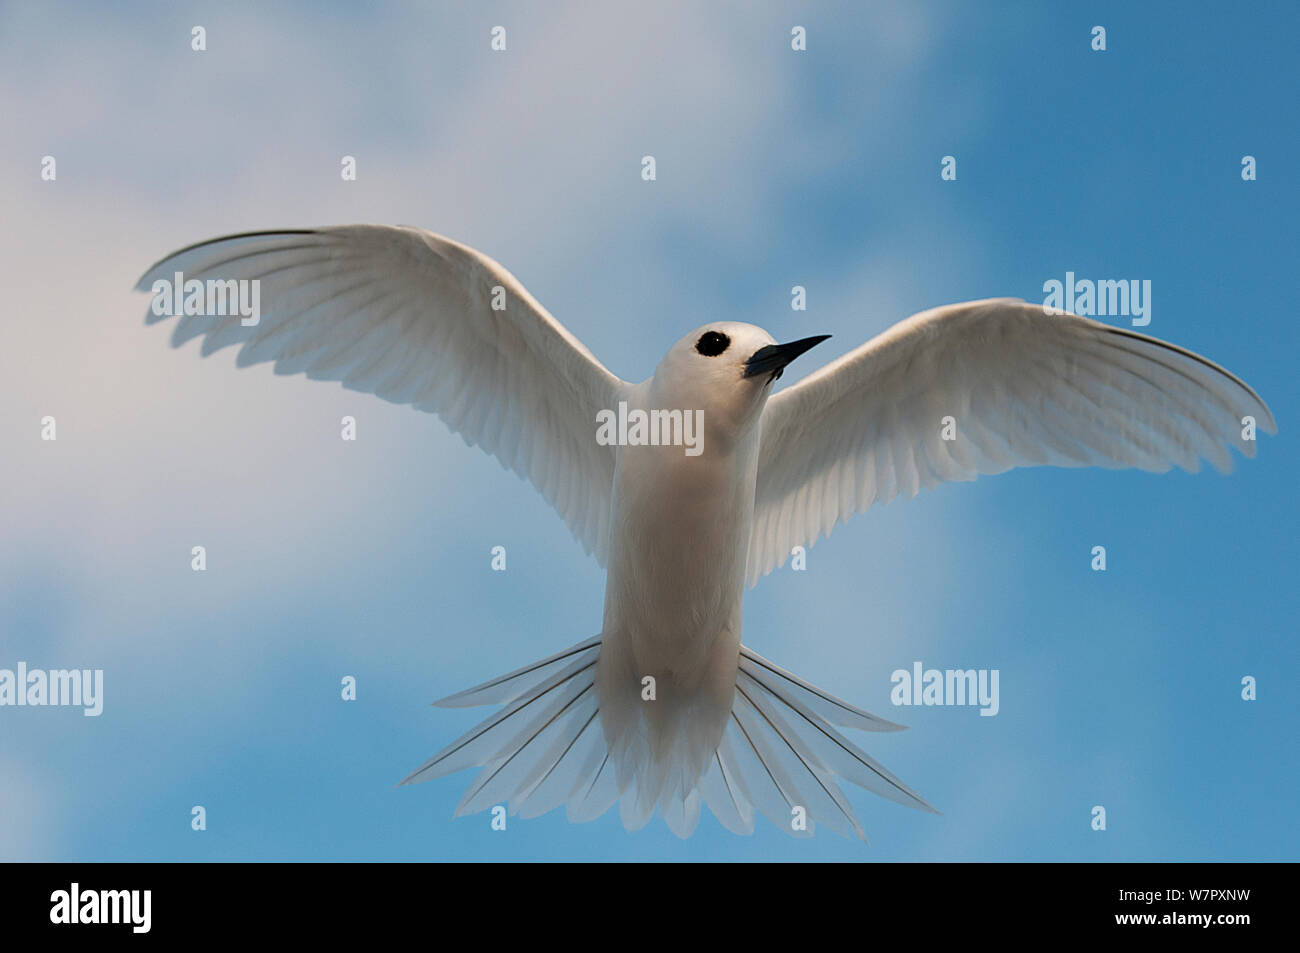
401 638 936 841
698 646 938 841
399 636 618 822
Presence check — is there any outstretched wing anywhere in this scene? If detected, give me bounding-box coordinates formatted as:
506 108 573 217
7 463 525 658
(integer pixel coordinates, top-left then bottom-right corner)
138 226 625 562
748 297 1275 586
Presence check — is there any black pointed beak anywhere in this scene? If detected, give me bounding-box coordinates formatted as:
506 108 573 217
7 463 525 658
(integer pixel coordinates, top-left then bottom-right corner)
744 334 831 381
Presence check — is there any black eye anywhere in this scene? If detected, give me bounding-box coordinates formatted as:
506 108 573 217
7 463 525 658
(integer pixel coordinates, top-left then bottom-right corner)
695 331 731 357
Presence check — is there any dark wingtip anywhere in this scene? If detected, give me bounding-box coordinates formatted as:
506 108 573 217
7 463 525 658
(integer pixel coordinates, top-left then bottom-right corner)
134 228 320 289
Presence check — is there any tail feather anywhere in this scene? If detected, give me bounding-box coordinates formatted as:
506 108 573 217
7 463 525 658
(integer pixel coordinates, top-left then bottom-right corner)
515 707 602 819
566 750 620 823
618 777 659 832
738 645 905 732
697 748 755 835
399 640 597 785
403 637 936 840
714 710 813 838
734 680 866 839
455 679 597 817
737 666 938 815
661 787 702 839
435 636 600 708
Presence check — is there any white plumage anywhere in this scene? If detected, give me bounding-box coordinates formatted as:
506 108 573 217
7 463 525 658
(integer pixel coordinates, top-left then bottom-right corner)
139 225 1275 840
140 226 622 563
749 298 1275 585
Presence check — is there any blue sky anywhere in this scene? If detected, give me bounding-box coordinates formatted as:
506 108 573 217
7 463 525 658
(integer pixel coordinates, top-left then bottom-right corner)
1 1 1296 861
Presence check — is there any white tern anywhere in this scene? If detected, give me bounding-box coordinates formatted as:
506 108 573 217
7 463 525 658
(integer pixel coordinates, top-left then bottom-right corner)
138 225 1275 840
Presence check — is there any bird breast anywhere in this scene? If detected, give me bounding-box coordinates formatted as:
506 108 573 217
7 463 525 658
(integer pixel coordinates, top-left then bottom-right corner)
601 426 760 685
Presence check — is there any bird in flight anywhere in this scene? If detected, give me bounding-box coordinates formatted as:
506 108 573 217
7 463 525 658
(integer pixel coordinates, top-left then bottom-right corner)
138 225 1275 840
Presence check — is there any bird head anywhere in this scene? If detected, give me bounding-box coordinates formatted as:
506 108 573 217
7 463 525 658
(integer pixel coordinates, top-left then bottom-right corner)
650 322 830 437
